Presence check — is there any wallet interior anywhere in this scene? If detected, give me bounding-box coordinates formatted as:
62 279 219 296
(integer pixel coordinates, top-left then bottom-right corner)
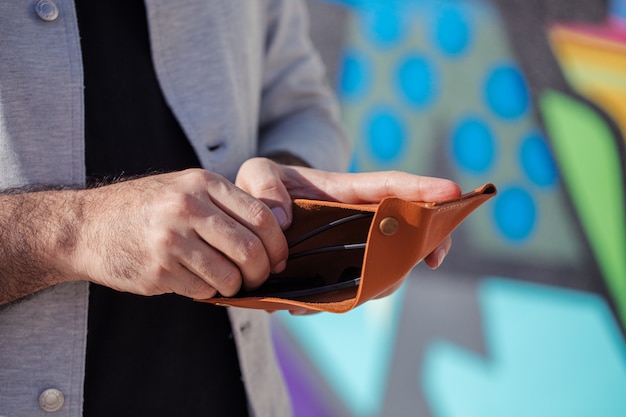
233 206 375 298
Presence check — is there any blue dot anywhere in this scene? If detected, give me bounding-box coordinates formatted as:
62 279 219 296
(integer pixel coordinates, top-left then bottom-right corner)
451 117 496 174
365 108 407 163
360 7 405 48
396 55 438 109
339 51 372 101
433 6 472 56
520 131 558 188
484 65 530 119
494 186 536 242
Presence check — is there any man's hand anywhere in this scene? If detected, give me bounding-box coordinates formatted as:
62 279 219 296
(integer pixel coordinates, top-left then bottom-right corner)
236 157 462 269
0 161 460 306
0 169 289 304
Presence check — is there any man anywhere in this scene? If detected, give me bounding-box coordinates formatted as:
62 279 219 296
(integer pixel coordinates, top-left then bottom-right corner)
0 0 460 416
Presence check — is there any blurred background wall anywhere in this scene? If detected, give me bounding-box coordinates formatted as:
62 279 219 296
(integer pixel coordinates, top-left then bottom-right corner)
271 0 626 416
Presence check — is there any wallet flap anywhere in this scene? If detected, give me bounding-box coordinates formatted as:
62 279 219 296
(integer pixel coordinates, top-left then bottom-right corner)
354 183 496 309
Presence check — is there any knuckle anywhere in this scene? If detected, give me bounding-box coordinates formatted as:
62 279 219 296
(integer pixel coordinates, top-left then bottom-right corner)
219 268 242 297
246 202 274 228
194 286 218 300
183 279 216 299
162 192 197 217
205 211 236 232
237 237 264 264
385 171 401 192
151 228 179 250
182 168 211 184
190 169 230 192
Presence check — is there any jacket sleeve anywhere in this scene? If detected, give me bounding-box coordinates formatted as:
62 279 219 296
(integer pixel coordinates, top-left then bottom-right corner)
257 0 351 172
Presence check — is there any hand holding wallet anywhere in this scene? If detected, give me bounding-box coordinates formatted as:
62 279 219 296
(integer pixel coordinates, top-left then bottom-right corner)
198 183 496 313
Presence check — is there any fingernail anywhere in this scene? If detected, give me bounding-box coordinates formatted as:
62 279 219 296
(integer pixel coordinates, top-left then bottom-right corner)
271 207 289 228
436 248 446 268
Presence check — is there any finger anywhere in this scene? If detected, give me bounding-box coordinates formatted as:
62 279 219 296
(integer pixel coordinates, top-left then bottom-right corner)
236 158 293 230
218 199 288 278
424 236 453 269
193 207 273 291
203 177 289 278
158 263 219 299
286 167 462 204
336 171 461 203
172 235 244 297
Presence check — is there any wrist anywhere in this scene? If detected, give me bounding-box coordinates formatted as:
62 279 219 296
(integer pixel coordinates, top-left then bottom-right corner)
0 187 87 303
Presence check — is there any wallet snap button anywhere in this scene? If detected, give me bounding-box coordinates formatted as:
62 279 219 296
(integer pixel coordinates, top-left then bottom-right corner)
379 217 399 236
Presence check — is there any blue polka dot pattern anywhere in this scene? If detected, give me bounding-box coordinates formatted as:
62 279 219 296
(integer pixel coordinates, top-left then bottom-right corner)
494 186 537 242
485 64 530 119
396 55 438 109
339 50 372 101
365 108 407 163
451 117 496 174
361 6 405 47
520 131 558 188
433 5 472 56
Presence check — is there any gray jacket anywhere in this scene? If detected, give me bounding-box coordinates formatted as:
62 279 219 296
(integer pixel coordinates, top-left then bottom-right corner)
0 0 349 415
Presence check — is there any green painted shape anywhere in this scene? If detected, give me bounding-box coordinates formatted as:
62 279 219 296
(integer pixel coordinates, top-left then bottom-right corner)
540 90 626 325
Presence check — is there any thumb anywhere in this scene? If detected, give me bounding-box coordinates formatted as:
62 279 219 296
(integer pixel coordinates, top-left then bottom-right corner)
235 158 293 230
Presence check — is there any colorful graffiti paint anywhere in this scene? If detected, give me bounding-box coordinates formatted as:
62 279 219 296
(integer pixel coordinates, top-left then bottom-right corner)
271 0 626 416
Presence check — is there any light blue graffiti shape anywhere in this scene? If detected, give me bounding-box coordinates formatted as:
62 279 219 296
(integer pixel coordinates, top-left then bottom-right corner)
278 286 406 417
421 278 626 417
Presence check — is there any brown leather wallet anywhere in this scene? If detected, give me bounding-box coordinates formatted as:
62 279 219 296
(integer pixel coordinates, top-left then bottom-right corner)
198 183 496 313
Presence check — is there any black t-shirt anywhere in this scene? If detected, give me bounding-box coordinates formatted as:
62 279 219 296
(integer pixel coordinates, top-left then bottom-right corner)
76 1 249 416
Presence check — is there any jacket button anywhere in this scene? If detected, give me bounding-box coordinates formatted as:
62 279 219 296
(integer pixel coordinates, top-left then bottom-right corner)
35 0 59 22
39 388 65 413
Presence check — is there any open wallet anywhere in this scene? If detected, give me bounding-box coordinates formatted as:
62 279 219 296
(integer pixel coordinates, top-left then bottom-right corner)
198 183 496 313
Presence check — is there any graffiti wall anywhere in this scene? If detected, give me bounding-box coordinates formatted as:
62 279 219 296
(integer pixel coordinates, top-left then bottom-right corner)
272 0 626 416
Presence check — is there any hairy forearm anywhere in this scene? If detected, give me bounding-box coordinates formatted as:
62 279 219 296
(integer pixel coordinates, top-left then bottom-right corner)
0 187 84 304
